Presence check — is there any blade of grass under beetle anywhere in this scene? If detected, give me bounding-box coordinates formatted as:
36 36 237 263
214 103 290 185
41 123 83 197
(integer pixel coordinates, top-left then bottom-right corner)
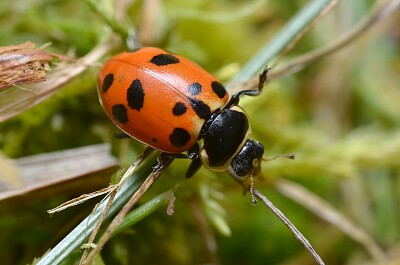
82 155 174 264
54 190 173 265
231 0 334 82
36 152 159 265
111 190 174 237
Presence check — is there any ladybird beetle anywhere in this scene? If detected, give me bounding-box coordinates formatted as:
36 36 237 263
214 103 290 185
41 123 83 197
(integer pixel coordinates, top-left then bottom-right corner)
98 47 268 178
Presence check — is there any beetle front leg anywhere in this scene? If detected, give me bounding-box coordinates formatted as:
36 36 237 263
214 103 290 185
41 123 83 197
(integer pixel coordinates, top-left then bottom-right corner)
223 89 260 110
155 144 202 178
258 66 270 91
223 66 270 110
160 143 199 160
185 157 202 178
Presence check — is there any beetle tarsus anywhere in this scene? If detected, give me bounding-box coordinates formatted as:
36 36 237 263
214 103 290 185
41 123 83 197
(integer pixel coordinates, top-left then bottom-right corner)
258 66 270 91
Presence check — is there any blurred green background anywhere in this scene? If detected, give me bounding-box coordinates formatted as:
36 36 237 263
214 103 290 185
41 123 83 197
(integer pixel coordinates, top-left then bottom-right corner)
0 0 399 264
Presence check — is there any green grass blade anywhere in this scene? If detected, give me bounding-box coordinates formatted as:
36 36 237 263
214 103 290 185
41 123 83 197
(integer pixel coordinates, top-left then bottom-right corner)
232 0 333 82
36 153 159 265
111 190 173 237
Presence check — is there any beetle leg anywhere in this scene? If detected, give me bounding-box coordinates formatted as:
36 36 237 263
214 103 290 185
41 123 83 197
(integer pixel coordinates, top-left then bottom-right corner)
223 66 270 110
224 75 266 108
162 153 190 159
258 66 270 91
160 143 199 160
186 143 199 159
223 89 260 110
185 157 202 178
153 153 168 172
155 144 201 178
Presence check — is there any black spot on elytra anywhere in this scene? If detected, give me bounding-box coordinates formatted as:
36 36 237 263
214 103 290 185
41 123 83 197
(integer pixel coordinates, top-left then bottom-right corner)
102 73 114 93
189 99 211 120
112 104 128 124
169 128 191 148
188 82 202 95
211 81 226 98
152 137 157 143
149 54 179 66
172 102 187 116
127 79 145 111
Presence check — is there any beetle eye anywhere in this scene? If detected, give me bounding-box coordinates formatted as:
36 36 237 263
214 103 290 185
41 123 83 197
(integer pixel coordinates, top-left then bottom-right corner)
250 158 262 177
252 158 261 168
231 139 264 177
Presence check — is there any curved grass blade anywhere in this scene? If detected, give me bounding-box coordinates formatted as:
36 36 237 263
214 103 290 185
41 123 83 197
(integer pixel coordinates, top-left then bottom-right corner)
232 0 334 82
36 152 159 265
